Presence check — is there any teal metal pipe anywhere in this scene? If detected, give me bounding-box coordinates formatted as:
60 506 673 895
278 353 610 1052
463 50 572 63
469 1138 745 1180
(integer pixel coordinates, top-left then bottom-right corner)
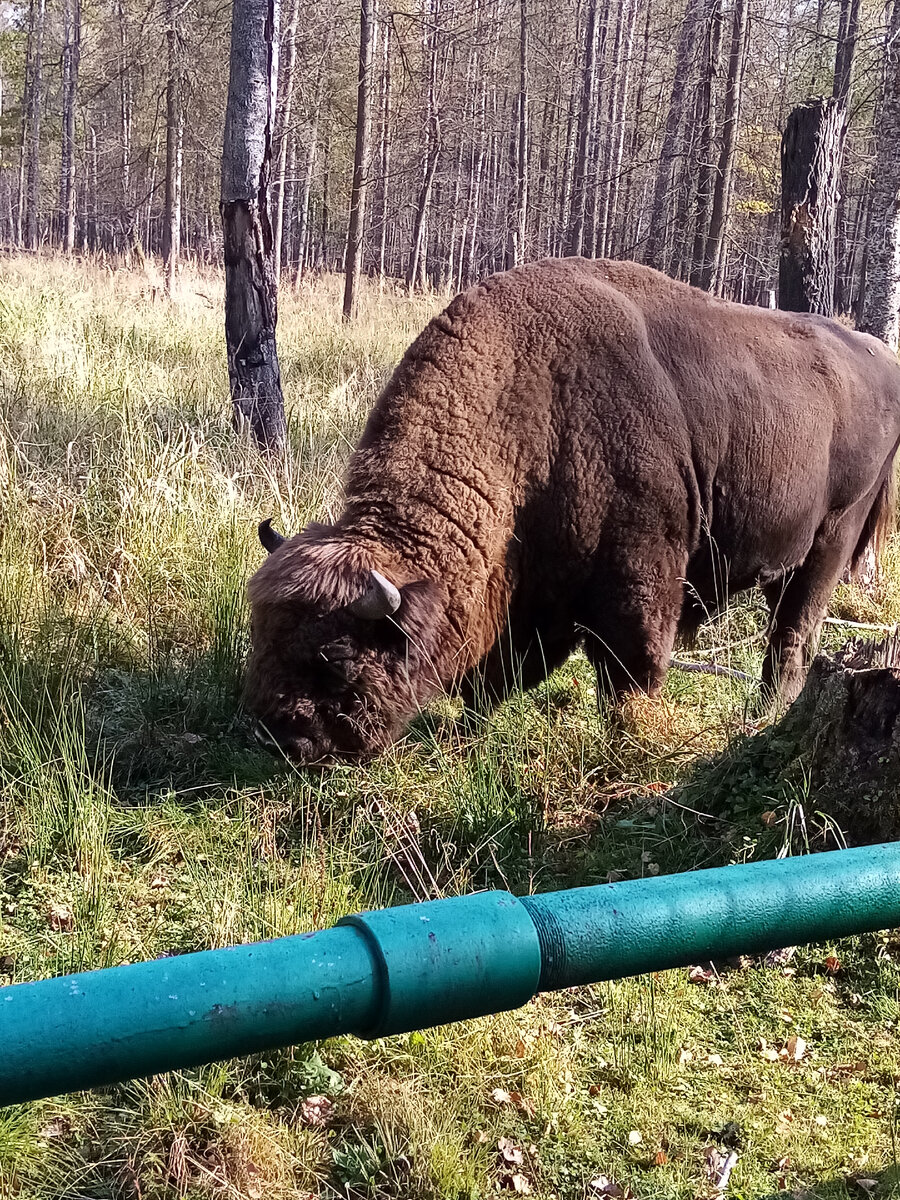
2 844 900 1106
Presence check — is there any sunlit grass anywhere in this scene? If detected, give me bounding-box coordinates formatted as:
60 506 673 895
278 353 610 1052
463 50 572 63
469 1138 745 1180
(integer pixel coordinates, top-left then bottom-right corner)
1 253 900 1199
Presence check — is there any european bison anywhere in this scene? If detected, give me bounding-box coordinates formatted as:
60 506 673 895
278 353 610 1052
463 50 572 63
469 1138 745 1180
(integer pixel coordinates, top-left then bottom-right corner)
246 257 900 763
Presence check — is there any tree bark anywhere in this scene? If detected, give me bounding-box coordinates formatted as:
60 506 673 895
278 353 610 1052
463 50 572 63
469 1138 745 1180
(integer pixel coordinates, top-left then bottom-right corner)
567 0 599 257
221 0 286 451
778 97 847 315
644 0 704 271
273 0 300 285
23 0 45 251
701 0 749 292
511 0 529 267
407 0 441 291
163 0 184 295
859 0 900 350
59 0 80 253
343 0 375 319
690 0 722 286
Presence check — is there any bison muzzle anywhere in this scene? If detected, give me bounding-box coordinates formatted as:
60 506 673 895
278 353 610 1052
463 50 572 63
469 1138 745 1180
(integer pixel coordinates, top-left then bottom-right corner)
245 258 900 763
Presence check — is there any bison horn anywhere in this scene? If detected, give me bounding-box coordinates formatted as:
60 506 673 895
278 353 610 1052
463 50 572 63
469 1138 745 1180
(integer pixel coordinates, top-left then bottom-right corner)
348 569 402 620
258 518 286 553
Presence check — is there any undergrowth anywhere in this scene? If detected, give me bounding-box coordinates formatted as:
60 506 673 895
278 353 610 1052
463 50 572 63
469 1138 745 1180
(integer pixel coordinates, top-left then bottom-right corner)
1 254 900 1200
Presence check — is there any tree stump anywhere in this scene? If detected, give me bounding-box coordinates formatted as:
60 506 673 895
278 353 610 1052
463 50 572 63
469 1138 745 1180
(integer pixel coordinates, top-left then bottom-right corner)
682 633 900 847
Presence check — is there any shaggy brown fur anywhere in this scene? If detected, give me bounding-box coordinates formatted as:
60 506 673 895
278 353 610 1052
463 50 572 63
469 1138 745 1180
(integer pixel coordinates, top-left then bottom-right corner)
246 257 900 762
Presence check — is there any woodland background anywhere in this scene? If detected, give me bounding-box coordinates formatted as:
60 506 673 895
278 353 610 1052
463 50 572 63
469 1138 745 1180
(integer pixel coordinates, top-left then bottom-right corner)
0 0 894 315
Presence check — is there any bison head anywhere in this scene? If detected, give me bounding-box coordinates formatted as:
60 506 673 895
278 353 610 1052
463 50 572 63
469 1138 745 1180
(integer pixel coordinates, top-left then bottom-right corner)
245 520 446 763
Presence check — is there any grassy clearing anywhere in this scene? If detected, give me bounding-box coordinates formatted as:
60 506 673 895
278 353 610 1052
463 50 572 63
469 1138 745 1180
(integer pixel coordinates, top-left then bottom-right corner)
1 254 900 1200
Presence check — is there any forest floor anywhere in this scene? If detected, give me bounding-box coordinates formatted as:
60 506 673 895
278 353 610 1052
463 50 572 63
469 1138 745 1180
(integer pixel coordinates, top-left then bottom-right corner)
2 254 900 1200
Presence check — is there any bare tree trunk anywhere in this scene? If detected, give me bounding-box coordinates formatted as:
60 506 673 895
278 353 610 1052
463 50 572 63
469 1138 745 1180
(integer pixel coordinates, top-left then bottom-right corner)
376 12 391 283
644 0 703 270
407 0 441 291
59 0 80 253
701 0 748 291
343 0 375 319
567 0 599 256
833 0 861 105
221 0 286 451
117 0 133 246
273 0 300 285
511 0 529 266
689 0 722 285
23 0 45 250
163 0 184 295
294 33 330 285
779 97 847 315
859 0 900 350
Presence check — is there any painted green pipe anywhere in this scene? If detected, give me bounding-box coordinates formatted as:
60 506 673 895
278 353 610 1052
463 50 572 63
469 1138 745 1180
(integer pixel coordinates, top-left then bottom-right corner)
2 844 900 1106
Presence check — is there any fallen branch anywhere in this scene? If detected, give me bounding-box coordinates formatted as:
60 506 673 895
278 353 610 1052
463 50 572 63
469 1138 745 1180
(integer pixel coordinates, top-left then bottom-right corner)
669 658 756 684
824 616 898 633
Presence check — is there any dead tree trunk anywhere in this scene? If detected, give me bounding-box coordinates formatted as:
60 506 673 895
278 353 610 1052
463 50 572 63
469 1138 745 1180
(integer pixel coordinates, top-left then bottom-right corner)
273 0 300 285
778 97 847 315
23 0 45 251
343 0 375 319
221 0 286 452
567 0 599 257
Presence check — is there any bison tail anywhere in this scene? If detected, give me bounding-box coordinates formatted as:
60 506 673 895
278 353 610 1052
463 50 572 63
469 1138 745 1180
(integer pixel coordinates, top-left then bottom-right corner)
850 460 897 576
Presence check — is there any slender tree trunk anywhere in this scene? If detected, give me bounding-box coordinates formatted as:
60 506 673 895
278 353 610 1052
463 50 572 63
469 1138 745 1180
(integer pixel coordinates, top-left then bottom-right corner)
163 0 184 295
343 0 375 318
644 0 704 270
24 0 45 250
690 0 723 285
294 33 330 284
778 97 847 315
407 0 441 290
273 0 300 285
59 0 80 253
859 0 900 350
567 0 599 256
701 0 749 291
117 0 133 245
511 0 529 266
221 0 286 450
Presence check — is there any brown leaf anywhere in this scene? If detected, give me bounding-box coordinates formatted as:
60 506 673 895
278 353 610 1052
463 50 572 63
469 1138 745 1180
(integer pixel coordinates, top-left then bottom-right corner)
760 810 778 827
514 1038 527 1059
498 1138 525 1166
688 965 717 986
470 1130 489 1145
784 1035 807 1062
824 955 842 975
654 1150 668 1165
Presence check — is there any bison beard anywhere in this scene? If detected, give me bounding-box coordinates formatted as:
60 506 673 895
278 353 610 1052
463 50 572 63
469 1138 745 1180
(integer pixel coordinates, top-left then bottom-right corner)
245 257 900 764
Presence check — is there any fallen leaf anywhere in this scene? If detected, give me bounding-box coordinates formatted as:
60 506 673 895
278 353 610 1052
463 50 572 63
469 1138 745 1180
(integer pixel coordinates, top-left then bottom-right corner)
470 1130 489 1145
824 955 842 975
785 1035 807 1061
707 1053 724 1067
627 1130 642 1145
498 1138 525 1166
688 965 716 985
501 1172 531 1194
761 810 778 826
590 1175 628 1197
815 1115 828 1127
514 1038 527 1059
491 1088 512 1105
761 1048 780 1062
678 1048 693 1065
299 1095 333 1127
47 903 74 932
654 1150 668 1165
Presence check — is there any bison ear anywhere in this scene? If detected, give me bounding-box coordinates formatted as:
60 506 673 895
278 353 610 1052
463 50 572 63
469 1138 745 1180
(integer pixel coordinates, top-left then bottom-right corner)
259 518 287 554
348 569 402 620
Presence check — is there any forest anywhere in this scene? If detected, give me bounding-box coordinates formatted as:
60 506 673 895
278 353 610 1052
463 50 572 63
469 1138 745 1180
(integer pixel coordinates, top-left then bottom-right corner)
0 0 898 325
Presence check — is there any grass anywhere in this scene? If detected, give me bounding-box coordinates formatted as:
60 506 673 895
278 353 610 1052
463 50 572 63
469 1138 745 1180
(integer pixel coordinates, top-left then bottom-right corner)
1 252 900 1199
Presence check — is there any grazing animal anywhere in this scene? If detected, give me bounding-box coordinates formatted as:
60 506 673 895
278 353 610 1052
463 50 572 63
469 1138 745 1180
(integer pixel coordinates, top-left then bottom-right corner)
245 257 900 763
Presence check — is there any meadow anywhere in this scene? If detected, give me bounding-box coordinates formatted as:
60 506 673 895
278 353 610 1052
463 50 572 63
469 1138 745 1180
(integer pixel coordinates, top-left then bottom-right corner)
2 253 900 1200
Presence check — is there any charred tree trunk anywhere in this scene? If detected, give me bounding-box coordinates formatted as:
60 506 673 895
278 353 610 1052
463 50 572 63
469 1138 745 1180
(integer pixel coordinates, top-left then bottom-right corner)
343 0 375 319
221 0 286 452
